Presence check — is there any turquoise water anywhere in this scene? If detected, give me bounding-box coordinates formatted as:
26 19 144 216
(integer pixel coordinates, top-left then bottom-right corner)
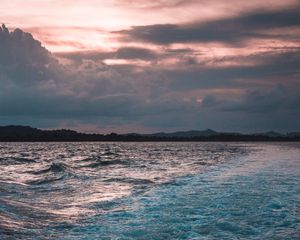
0 143 299 239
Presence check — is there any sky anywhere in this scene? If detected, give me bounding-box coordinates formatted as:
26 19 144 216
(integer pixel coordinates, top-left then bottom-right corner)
0 0 300 133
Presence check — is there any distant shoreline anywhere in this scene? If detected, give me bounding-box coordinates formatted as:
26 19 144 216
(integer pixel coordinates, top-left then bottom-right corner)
0 125 299 142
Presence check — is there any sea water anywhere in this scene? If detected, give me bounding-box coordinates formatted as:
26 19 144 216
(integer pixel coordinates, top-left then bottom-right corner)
0 142 299 239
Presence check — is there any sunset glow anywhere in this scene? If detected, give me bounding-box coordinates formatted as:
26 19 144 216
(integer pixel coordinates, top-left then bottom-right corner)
1 0 298 52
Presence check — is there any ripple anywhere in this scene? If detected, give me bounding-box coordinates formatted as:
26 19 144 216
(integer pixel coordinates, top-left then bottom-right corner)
85 159 129 168
0 142 299 239
0 157 36 165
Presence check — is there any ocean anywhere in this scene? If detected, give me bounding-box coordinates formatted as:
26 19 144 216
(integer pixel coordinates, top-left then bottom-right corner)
0 142 299 239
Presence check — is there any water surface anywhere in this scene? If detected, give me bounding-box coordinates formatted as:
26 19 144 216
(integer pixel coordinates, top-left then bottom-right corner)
0 142 299 239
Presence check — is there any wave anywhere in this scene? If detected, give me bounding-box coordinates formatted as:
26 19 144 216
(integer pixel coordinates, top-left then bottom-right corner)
85 159 129 168
31 162 68 175
104 177 154 185
0 142 271 239
0 157 36 165
26 175 65 185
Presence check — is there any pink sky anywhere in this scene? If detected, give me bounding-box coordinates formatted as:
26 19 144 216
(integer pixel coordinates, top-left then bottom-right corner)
1 0 298 52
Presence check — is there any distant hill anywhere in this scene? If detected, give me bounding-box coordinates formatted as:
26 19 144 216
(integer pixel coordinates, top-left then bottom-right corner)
145 129 218 138
0 125 299 142
286 132 300 137
254 131 283 138
0 125 88 141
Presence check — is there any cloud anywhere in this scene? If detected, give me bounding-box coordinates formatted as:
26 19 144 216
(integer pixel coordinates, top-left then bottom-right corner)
115 7 300 45
221 85 300 114
0 25 56 85
115 47 157 60
158 49 300 93
55 51 115 64
1 24 300 132
56 47 157 65
0 25 132 115
0 25 185 130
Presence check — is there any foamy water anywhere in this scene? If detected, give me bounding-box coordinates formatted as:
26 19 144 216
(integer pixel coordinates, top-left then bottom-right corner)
0 142 299 239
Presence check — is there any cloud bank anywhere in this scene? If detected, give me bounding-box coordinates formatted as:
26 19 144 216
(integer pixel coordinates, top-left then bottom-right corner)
0 0 300 133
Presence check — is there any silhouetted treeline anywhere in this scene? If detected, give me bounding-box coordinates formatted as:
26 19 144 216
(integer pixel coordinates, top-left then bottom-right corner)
0 126 299 142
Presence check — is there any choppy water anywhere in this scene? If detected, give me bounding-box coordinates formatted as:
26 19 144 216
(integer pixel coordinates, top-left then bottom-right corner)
0 142 299 239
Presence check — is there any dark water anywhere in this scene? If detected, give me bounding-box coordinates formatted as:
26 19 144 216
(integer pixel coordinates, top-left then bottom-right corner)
0 142 299 239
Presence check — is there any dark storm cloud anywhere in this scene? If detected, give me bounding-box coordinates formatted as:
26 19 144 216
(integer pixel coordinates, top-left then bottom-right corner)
1 23 300 132
0 25 56 85
0 25 135 117
221 85 300 114
166 50 300 91
0 25 184 124
200 85 300 114
116 7 300 44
